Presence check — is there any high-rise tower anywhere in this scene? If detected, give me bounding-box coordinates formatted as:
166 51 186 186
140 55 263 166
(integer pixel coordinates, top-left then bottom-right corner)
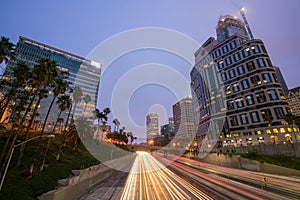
2 36 101 130
191 14 298 153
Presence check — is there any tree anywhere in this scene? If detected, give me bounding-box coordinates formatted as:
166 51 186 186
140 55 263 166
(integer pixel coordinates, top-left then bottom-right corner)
26 59 59 177
0 36 15 70
113 119 120 131
0 61 31 120
56 97 73 161
39 77 68 137
52 95 71 133
82 94 91 117
39 78 68 171
71 85 83 121
0 62 31 166
93 108 110 141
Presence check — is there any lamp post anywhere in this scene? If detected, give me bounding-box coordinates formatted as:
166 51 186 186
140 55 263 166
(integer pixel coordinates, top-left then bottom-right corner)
0 134 55 191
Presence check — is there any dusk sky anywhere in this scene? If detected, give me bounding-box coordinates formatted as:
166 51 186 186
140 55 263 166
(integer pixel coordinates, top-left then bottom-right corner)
1 0 300 141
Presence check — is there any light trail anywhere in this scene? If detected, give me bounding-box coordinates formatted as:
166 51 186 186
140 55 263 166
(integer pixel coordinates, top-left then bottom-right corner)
121 151 213 200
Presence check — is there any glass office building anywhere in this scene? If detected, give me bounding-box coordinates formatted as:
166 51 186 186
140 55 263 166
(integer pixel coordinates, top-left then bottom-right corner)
2 36 101 130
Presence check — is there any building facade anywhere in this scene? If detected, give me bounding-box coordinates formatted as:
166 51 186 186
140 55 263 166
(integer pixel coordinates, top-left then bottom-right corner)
274 66 289 96
2 36 101 130
190 15 299 152
146 113 159 141
287 86 300 128
172 97 196 147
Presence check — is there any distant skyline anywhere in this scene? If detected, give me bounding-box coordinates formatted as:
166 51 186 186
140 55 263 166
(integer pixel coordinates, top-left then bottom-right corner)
1 0 300 141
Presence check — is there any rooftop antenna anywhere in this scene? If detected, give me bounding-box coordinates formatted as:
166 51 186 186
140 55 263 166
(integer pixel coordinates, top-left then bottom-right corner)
240 7 254 40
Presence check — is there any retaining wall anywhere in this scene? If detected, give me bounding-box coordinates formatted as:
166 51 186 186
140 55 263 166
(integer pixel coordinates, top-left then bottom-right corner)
193 154 300 177
38 154 135 200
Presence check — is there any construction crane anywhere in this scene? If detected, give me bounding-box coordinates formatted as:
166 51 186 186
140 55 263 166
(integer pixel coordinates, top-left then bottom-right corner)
240 7 254 40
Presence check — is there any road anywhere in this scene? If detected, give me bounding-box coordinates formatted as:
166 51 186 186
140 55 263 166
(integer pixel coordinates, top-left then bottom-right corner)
82 152 300 200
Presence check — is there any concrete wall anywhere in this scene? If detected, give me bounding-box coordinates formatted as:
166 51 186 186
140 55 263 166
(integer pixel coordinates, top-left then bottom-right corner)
194 154 300 177
38 154 135 200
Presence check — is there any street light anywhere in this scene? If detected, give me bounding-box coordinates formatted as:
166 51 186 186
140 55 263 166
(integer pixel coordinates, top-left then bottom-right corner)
0 134 55 190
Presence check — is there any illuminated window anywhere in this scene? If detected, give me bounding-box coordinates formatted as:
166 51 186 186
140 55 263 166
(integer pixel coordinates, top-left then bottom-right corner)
273 129 279 134
266 129 271 134
288 128 292 132
280 128 286 133
233 133 240 137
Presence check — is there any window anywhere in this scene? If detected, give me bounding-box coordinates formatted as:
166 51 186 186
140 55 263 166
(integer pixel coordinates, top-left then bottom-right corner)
246 95 254 105
237 65 245 75
228 69 236 78
233 53 241 61
225 57 232 66
221 73 227 81
268 89 279 100
256 91 267 103
222 45 228 54
262 73 272 83
246 61 255 71
230 115 239 126
241 79 250 89
232 83 240 92
252 45 260 53
230 40 237 49
236 98 244 108
257 58 266 67
218 61 224 69
240 114 249 124
251 75 261 86
215 49 221 58
250 111 260 123
261 109 272 120
225 86 231 95
274 107 285 119
227 101 234 110
243 48 250 57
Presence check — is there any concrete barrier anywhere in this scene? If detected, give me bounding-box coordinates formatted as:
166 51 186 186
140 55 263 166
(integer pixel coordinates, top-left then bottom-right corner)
38 154 135 200
193 153 300 177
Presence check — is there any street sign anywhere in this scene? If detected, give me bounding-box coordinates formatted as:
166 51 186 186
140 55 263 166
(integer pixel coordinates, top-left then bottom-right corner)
262 176 268 183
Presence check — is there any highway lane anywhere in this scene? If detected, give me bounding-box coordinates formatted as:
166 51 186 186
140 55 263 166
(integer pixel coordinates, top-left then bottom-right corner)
156 153 299 199
120 151 214 200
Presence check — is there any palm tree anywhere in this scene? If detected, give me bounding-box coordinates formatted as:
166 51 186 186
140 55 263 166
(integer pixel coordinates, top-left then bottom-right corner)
0 36 15 65
39 77 68 137
82 94 91 117
113 119 120 131
70 85 83 123
39 78 68 171
0 61 31 120
56 97 73 161
52 95 71 133
94 108 110 141
26 59 59 177
0 62 31 164
16 59 58 168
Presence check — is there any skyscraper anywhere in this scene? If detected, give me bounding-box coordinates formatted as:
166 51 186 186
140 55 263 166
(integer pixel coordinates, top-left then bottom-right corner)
2 36 101 129
146 113 159 141
172 97 196 147
190 15 298 152
287 86 300 117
